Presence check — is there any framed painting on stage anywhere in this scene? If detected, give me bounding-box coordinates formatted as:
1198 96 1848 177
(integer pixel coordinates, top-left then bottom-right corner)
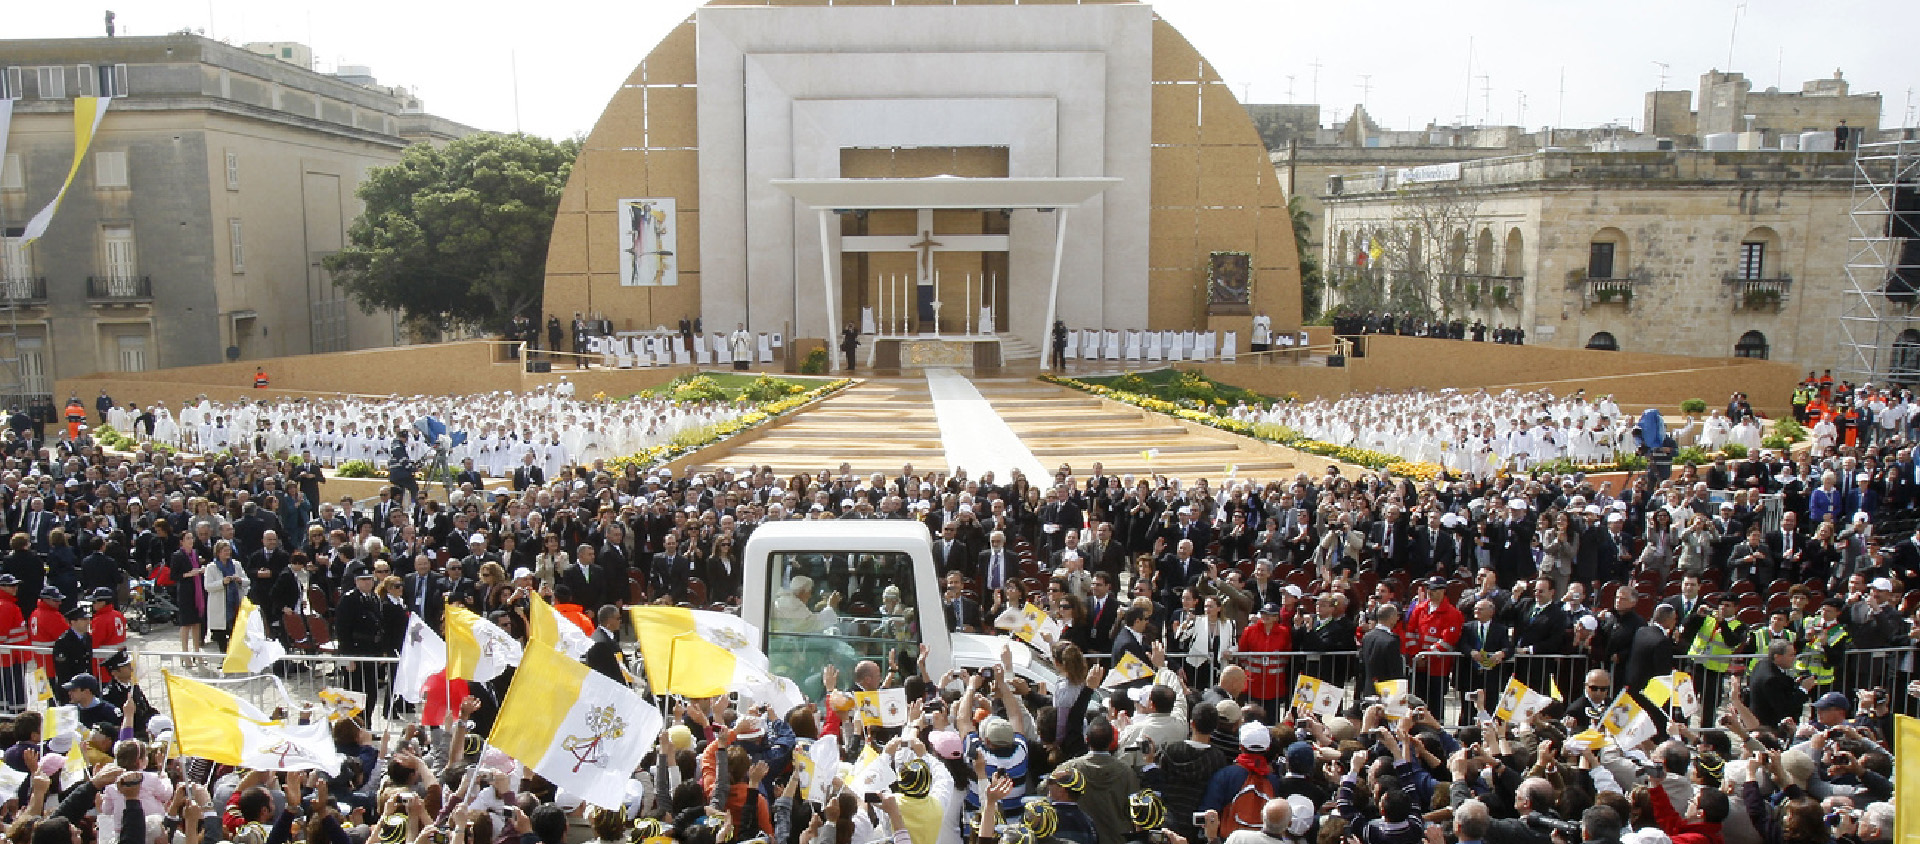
1207 251 1251 315
618 198 678 286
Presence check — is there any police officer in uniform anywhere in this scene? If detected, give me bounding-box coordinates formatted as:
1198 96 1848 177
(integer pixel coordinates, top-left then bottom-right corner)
100 649 157 737
51 606 93 702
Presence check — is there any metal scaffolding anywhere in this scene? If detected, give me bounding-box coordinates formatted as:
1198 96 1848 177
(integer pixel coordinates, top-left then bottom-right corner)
1838 138 1920 385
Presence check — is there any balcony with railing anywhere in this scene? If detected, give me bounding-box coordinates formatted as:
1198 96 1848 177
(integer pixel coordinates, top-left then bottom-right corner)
87 275 153 304
0 277 47 307
1722 272 1792 312
1445 273 1524 309
1568 269 1639 310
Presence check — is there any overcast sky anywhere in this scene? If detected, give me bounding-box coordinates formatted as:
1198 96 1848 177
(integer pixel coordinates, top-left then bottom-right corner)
12 0 1915 141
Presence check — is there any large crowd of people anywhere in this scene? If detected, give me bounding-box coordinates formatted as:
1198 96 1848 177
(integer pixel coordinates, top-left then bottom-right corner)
0 382 1909 844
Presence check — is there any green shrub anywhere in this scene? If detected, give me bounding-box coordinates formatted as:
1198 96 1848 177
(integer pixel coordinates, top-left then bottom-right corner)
1679 398 1709 415
1674 445 1711 466
1719 443 1749 459
1613 452 1648 471
799 347 829 375
1771 417 1808 444
668 375 728 403
1760 434 1789 450
336 460 376 478
741 374 799 403
1112 372 1151 394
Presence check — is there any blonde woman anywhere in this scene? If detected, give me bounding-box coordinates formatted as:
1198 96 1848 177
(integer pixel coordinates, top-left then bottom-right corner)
203 539 244 650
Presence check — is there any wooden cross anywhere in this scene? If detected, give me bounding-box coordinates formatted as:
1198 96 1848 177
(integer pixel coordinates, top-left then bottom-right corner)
909 230 942 278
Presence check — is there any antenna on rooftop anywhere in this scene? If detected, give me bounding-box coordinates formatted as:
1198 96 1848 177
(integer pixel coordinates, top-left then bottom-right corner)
1355 74 1372 108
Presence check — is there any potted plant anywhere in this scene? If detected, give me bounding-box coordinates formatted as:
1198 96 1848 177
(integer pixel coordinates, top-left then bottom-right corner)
1743 287 1781 309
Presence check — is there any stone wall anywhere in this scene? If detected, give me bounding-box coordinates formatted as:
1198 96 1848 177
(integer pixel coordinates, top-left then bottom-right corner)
1194 335 1801 418
55 341 693 411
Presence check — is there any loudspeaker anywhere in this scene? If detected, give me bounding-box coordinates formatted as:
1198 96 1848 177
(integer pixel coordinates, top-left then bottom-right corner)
526 360 551 373
1327 354 1346 368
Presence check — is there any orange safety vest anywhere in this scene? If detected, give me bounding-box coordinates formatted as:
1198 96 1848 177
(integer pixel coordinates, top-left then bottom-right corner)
254 370 269 388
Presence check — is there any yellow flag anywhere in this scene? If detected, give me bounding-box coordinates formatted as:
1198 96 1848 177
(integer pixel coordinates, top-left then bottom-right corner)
1549 676 1563 702
1895 715 1919 844
1374 679 1408 699
22 97 112 243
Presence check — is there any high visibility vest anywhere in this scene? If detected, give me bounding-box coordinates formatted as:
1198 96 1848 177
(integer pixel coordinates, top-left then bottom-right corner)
1689 616 1743 673
1795 623 1848 685
1751 626 1788 667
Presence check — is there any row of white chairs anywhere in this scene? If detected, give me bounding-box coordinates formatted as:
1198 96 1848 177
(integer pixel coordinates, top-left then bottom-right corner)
1061 329 1311 362
583 333 779 368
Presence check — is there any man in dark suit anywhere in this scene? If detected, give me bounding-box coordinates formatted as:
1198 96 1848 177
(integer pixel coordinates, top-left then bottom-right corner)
1599 584 1646 682
1490 500 1533 585
1622 604 1680 696
1076 522 1127 578
1037 487 1085 555
941 572 983 633
1111 606 1155 679
1408 511 1454 581
511 454 544 492
1157 539 1206 595
562 544 606 610
1083 572 1120 655
931 521 967 576
1296 592 1358 689
1661 575 1707 622
652 534 698 603
246 530 292 616
1745 639 1814 729
976 531 1015 596
1510 579 1570 692
1356 603 1406 708
1768 511 1807 582
1162 506 1211 556
1366 506 1411 575
1455 597 1512 724
453 458 484 489
584 605 625 684
399 552 448 633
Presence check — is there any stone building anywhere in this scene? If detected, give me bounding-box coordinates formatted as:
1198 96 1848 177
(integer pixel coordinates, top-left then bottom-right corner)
1650 70 1883 147
0 34 477 396
1319 149 1855 371
543 0 1302 361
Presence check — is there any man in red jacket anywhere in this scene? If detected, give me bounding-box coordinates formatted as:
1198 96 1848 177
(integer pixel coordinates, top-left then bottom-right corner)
88 588 128 678
27 586 66 681
1403 576 1463 721
1238 603 1292 717
0 575 24 709
1648 771 1729 844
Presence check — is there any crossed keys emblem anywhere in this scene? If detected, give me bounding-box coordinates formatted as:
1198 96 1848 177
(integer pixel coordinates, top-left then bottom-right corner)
263 740 313 768
562 705 628 772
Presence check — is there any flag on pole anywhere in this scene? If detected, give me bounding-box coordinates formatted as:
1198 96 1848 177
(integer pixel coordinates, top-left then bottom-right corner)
445 606 521 683
489 642 662 811
1894 715 1918 844
21 97 112 243
1493 677 1551 724
629 606 769 696
1598 691 1656 749
1643 672 1701 719
393 614 447 704
528 592 592 660
160 671 343 774
1292 674 1344 718
221 599 286 675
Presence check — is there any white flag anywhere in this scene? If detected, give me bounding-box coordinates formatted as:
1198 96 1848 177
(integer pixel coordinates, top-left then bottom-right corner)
490 643 663 811
394 614 447 704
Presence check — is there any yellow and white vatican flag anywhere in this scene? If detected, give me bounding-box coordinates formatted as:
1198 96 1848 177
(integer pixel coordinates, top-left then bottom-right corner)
528 592 592 660
1493 677 1551 724
21 97 111 243
1895 715 1919 844
490 642 662 811
222 599 286 675
1292 674 1344 719
161 671 343 774
445 606 521 683
1644 671 1701 719
1598 690 1656 749
393 614 447 704
1102 652 1153 688
24 666 53 709
629 606 762 690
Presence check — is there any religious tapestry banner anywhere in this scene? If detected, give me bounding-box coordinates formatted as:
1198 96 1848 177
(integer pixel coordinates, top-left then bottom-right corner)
1207 251 1251 315
618 198 678 286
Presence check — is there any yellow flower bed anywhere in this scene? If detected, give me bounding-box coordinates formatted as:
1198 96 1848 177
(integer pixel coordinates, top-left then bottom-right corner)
607 379 851 472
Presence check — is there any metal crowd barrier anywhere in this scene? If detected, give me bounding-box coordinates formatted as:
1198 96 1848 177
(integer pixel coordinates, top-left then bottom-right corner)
0 643 405 731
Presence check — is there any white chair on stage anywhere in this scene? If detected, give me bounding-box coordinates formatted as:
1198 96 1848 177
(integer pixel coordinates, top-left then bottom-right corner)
714 334 731 365
694 335 713 365
616 339 636 369
1199 331 1216 361
1065 330 1081 360
758 333 774 363
1166 330 1184 362
1081 331 1097 360
1144 332 1162 362
1220 331 1237 362
1102 330 1121 360
673 336 691 366
1124 331 1142 361
1180 331 1196 359
860 307 877 336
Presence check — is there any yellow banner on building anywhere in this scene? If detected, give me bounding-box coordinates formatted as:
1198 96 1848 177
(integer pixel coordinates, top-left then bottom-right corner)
21 97 112 243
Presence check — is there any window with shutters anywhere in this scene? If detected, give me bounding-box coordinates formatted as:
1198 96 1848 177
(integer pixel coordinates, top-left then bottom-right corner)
77 65 95 96
1 67 19 99
15 337 47 396
101 225 136 284
115 335 147 373
95 151 129 188
225 151 240 191
229 219 246 273
1738 242 1765 281
99 64 127 97
35 66 64 99
0 238 31 285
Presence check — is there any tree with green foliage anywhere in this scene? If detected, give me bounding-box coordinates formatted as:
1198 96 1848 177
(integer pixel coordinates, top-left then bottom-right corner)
324 133 581 335
1289 195 1324 319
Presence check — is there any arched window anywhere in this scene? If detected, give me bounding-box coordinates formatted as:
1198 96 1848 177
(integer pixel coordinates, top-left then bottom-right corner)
1737 226 1781 280
1475 228 1495 275
1586 332 1620 351
1893 330 1920 382
1734 330 1769 359
1503 228 1524 277
1589 227 1628 280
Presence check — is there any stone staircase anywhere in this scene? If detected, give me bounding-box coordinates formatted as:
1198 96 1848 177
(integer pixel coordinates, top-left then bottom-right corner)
696 375 1292 480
